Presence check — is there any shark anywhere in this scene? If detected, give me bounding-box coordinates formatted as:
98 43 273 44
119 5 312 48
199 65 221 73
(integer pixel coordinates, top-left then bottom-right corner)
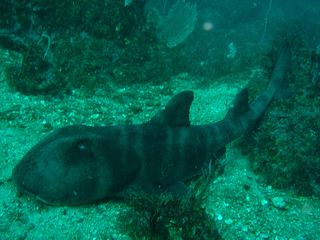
12 45 291 205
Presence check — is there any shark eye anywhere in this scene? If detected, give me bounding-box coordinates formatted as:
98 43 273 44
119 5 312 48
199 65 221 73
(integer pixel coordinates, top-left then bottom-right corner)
64 139 94 165
75 139 90 151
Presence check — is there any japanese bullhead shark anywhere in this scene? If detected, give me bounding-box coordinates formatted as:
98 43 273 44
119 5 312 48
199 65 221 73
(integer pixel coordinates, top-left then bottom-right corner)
12 45 291 205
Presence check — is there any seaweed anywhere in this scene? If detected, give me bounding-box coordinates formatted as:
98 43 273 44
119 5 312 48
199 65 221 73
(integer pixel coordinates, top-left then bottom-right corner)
119 176 222 240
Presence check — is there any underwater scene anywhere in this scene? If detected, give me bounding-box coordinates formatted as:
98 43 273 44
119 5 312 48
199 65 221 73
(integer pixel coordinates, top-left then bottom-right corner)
1 0 320 239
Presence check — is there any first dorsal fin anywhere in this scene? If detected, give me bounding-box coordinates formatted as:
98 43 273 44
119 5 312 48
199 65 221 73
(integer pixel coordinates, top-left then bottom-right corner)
150 91 194 127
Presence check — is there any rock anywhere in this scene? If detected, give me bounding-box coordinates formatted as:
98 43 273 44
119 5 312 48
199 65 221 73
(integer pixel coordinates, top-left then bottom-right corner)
271 197 287 210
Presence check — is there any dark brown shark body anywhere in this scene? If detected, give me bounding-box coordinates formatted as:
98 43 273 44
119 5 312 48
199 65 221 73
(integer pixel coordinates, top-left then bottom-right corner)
12 46 291 205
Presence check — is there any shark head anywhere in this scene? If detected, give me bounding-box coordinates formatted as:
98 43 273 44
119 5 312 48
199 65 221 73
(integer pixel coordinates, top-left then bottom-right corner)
12 125 140 205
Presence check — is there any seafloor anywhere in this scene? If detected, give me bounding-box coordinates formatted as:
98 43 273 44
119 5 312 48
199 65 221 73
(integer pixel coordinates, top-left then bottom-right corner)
1 49 320 240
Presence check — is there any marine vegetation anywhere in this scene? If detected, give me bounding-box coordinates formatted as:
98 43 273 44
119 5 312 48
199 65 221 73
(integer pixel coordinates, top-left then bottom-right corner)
1 0 176 95
119 176 222 240
238 35 320 197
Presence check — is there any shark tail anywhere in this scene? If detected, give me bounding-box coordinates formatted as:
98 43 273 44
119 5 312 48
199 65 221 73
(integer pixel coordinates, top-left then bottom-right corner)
228 43 292 121
265 43 292 99
223 43 291 139
249 43 291 120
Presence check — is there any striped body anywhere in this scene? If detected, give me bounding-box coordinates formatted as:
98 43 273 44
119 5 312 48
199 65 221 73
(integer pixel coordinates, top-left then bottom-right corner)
12 46 291 205
12 123 226 205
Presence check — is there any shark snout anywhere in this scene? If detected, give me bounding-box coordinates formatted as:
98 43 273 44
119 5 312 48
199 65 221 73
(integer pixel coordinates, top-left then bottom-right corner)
12 157 39 196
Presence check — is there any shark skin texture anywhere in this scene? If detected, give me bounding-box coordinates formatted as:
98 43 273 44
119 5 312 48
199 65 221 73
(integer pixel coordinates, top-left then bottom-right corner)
12 46 291 206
